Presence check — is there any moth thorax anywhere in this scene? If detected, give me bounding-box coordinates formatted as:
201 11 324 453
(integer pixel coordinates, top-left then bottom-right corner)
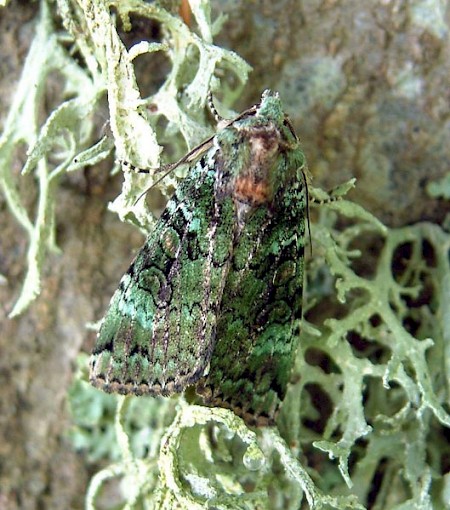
234 176 271 205
233 125 281 206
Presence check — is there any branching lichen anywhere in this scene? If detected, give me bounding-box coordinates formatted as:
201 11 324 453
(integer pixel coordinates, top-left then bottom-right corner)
3 0 449 508
0 0 104 316
68 0 249 228
0 0 250 315
73 186 450 508
276 199 450 508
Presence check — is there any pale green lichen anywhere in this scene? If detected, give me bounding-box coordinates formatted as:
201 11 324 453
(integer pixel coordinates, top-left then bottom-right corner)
427 172 450 199
276 201 450 507
0 0 250 315
0 0 104 316
72 184 450 508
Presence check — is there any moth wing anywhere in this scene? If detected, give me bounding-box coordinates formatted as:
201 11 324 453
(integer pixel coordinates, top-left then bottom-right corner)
90 159 234 396
197 179 306 425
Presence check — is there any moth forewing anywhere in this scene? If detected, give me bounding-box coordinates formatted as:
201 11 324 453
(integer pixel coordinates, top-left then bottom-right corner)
90 154 233 396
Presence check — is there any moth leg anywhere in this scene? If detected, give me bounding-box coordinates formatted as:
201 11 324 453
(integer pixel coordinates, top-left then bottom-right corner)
118 159 170 175
207 91 223 123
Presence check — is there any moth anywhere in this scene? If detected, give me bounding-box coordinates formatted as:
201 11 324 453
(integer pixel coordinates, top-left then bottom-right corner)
90 90 307 426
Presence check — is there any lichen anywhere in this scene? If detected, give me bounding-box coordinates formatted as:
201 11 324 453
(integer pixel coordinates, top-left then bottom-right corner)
0 0 106 316
278 196 450 508
0 0 249 315
72 186 450 508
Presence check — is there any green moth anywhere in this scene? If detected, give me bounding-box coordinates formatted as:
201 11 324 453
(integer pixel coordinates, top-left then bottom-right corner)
90 90 307 426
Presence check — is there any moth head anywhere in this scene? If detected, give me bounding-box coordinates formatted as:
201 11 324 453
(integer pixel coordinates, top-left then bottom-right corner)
256 90 284 125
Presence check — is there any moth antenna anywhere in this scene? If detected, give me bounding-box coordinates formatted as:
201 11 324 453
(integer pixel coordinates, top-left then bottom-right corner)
116 160 172 205
118 159 159 174
127 135 216 206
132 163 174 205
207 91 223 123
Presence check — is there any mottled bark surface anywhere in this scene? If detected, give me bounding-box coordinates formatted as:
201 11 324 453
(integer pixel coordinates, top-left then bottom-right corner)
0 1 448 508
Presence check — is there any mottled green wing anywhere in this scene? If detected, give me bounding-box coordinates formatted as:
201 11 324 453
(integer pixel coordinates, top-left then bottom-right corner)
90 156 234 396
197 175 306 426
